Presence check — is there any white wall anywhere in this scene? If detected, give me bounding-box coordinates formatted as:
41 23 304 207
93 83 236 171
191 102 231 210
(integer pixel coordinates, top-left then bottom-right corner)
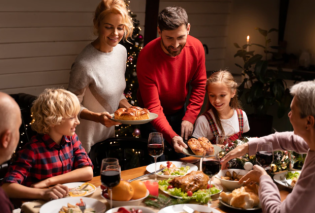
285 0 315 64
0 0 146 96
159 0 232 73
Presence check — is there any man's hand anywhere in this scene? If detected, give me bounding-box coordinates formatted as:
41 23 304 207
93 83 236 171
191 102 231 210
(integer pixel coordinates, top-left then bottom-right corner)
238 165 269 185
98 112 121 127
42 184 69 200
221 143 249 169
181 120 193 141
172 136 188 153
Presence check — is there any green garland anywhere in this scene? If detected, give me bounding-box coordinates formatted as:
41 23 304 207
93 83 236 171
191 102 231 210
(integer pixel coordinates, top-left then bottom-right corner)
219 138 299 174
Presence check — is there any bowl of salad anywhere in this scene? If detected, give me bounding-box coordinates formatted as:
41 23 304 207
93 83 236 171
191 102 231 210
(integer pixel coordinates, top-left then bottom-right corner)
146 161 198 178
158 179 222 204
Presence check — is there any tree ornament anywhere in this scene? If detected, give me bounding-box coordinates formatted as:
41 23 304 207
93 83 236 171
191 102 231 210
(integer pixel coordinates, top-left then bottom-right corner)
138 34 143 41
133 128 140 138
271 164 277 172
281 162 287 170
132 71 137 77
128 55 134 62
219 151 225 159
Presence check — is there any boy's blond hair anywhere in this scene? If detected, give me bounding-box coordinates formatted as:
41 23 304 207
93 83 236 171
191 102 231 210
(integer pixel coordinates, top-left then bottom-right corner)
31 89 80 134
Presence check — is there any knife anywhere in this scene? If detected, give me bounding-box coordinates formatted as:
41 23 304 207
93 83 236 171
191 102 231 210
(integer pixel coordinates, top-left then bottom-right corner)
129 168 165 182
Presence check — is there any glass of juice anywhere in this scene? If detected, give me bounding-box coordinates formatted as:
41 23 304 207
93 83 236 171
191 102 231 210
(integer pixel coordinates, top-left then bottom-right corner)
143 180 159 197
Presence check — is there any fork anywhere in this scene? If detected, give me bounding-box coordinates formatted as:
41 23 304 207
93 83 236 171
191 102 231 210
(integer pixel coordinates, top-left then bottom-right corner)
279 176 292 188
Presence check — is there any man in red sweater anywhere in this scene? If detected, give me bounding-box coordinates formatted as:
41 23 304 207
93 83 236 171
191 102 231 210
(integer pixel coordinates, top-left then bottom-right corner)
0 92 22 213
137 7 206 158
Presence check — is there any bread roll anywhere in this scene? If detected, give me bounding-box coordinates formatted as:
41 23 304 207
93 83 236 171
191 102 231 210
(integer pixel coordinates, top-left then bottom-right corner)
114 106 150 120
220 184 259 209
187 138 205 156
198 137 215 155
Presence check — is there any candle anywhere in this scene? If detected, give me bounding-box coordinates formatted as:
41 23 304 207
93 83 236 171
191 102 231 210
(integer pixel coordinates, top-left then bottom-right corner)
246 35 250 52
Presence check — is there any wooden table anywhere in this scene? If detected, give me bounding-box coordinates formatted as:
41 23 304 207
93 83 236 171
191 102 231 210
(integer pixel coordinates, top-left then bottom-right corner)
88 158 292 213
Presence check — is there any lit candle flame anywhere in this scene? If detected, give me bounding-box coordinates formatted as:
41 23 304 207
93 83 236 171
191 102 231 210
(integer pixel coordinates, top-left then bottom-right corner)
247 35 250 43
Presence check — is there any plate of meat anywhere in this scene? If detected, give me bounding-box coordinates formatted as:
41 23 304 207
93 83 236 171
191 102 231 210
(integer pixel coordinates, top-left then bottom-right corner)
110 106 158 125
158 171 222 203
182 137 222 158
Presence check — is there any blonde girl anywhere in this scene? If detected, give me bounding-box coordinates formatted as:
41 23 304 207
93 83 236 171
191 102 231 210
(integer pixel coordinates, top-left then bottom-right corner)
193 70 250 143
68 0 134 152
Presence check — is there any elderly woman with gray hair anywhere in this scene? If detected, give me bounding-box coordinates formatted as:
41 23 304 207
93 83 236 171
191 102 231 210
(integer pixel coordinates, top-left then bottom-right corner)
221 80 315 213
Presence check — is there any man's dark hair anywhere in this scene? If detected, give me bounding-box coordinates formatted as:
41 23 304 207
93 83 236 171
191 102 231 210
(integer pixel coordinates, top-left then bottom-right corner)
158 6 188 31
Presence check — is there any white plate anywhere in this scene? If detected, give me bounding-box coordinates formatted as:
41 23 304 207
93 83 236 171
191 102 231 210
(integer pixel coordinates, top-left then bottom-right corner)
146 161 198 178
273 170 301 189
40 197 106 213
160 181 223 199
182 145 222 158
106 206 155 213
110 113 158 125
63 182 96 197
158 204 221 213
219 195 261 211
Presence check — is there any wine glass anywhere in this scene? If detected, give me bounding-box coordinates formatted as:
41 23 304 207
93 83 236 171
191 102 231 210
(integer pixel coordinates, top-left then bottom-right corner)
256 142 273 170
101 158 121 209
148 132 164 181
201 152 221 205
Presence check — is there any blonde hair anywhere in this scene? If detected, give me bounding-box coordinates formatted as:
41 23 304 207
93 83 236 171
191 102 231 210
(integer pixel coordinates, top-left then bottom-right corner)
93 0 133 41
31 89 80 134
205 70 242 136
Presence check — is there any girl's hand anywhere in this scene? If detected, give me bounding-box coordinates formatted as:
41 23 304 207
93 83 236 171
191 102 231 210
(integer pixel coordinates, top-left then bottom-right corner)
238 165 268 185
98 112 121 127
221 143 249 169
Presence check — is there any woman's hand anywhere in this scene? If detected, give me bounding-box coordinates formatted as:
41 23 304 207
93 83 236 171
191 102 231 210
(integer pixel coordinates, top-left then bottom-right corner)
221 143 249 169
98 112 121 127
42 184 69 200
238 165 268 185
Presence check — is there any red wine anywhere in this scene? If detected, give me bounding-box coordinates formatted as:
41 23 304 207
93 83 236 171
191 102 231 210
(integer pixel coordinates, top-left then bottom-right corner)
101 170 120 188
256 151 273 167
148 144 163 157
202 160 221 177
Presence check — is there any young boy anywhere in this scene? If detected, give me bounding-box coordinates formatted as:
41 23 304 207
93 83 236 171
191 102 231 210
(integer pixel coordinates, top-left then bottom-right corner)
2 89 93 200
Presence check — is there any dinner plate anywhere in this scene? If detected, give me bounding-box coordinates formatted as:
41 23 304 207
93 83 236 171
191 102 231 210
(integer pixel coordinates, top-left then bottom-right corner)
110 113 158 125
105 206 155 213
158 204 221 213
40 197 106 213
160 181 223 199
63 182 96 197
273 170 301 189
146 161 198 178
182 145 222 158
219 195 261 211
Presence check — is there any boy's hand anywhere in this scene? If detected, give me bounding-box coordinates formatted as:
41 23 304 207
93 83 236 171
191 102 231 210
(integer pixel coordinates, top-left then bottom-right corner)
42 184 69 200
32 178 52 188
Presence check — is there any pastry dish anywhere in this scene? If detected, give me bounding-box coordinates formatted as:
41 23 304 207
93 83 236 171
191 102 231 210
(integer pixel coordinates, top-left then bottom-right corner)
114 106 150 120
220 184 260 210
187 137 214 156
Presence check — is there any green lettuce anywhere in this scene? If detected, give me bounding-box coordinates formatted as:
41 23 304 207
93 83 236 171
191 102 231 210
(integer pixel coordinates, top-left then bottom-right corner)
286 172 300 180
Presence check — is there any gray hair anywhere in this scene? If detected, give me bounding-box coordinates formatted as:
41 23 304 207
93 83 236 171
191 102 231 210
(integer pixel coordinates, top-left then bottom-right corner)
290 80 315 118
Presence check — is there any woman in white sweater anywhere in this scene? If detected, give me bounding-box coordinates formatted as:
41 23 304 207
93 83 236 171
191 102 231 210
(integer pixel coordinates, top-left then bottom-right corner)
68 0 133 152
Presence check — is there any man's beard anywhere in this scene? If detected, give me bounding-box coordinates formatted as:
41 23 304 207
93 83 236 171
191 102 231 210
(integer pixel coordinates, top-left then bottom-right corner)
161 39 185 56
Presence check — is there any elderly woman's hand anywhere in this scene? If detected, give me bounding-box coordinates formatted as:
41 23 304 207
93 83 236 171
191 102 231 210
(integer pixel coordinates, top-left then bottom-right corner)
98 112 121 127
238 165 268 185
221 143 249 169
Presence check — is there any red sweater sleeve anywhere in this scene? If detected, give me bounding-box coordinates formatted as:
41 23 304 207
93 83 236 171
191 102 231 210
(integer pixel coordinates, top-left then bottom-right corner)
182 41 207 123
137 51 177 144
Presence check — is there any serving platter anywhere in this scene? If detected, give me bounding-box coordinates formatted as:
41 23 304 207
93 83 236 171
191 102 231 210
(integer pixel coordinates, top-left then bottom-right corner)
182 145 222 158
110 113 158 125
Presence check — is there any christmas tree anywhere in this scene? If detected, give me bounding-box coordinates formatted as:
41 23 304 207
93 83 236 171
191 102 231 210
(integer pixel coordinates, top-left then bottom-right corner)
115 0 144 138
